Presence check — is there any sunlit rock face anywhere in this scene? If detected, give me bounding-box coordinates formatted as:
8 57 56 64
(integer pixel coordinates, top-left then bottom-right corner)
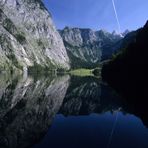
0 74 70 148
59 27 122 68
0 0 70 72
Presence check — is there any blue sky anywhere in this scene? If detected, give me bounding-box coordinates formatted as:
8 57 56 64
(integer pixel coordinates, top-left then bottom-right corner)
43 0 148 32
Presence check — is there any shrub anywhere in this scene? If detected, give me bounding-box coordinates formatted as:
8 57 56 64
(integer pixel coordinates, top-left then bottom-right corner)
15 33 26 44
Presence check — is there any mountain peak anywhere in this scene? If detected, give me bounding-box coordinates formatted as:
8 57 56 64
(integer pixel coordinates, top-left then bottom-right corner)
144 20 148 28
122 29 130 36
112 30 118 35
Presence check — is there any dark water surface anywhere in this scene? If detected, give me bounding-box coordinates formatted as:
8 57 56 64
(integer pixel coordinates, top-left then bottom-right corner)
0 74 147 148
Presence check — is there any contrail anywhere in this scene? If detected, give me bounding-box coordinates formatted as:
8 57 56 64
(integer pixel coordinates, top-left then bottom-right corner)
111 0 121 33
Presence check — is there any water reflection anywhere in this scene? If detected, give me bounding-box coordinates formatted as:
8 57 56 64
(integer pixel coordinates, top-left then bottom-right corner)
34 112 148 148
60 76 123 116
0 74 147 148
0 74 70 148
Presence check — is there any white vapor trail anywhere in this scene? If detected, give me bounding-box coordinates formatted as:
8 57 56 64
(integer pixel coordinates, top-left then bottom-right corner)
111 0 121 33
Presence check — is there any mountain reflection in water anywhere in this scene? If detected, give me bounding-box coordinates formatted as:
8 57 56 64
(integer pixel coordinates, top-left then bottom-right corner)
0 74 147 148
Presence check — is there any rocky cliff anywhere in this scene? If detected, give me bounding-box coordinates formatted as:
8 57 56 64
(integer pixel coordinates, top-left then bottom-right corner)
59 27 122 68
0 0 70 73
0 74 70 148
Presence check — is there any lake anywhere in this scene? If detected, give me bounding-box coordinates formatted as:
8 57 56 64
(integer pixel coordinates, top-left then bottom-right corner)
0 74 147 148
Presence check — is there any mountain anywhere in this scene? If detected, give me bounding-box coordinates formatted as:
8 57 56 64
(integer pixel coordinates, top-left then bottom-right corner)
122 29 130 36
59 27 122 69
101 29 138 61
59 76 123 116
102 21 148 126
0 0 138 72
0 0 70 73
110 30 137 55
0 74 69 148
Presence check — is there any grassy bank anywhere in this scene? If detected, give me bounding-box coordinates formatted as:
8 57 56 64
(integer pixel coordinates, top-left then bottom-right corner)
69 68 93 76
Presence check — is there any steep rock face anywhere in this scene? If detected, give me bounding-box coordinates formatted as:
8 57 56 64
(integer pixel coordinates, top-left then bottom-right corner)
0 0 70 72
59 27 122 68
0 74 70 148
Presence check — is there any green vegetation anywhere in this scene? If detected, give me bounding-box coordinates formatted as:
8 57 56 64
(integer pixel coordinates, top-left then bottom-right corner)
37 39 46 50
67 50 99 69
3 18 16 34
28 61 57 74
0 35 5 44
65 41 100 69
69 68 94 77
2 15 26 45
92 68 101 76
15 33 26 44
7 53 23 70
1 10 26 45
28 63 47 74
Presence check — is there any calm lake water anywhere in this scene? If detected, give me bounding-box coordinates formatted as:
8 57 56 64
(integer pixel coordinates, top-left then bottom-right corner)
0 74 147 148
